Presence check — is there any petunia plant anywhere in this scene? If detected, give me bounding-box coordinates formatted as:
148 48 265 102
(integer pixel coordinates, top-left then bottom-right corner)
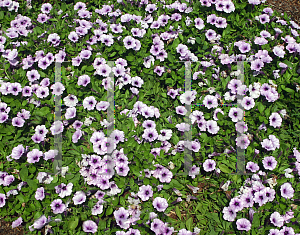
0 0 300 234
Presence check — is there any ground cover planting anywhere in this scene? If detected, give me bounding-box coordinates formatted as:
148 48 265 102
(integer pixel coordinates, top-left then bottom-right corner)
0 0 300 234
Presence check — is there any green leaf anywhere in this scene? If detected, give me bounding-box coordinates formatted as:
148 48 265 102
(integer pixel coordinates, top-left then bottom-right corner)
29 165 36 174
175 206 181 220
16 194 25 203
252 213 260 227
86 66 94 71
168 52 175 63
217 112 223 120
219 164 232 174
186 217 193 231
106 206 113 216
20 167 28 181
0 11 3 20
178 33 183 41
26 179 38 191
34 107 50 117
126 55 134 61
196 37 201 44
68 217 79 230
211 213 220 223
257 102 264 114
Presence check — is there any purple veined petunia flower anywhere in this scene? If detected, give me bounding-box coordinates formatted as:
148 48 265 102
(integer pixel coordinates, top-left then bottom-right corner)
259 14 270 24
251 59 264 71
175 106 187 116
82 96 97 111
235 121 248 133
37 13 49 24
43 149 58 161
63 94 78 108
268 135 280 150
176 44 189 56
131 76 144 88
72 55 82 67
123 35 136 49
38 57 51 70
33 215 48 229
41 3 52 14
222 206 236 221
194 17 205 30
253 189 269 207
179 90 197 105
11 217 23 228
17 109 30 120
154 66 165 76
158 168 173 183
3 175 14 187
228 107 243 122
254 36 268 46
142 120 156 129
72 129 82 143
36 86 49 99
79 49 92 60
50 199 66 214
95 64 111 77
115 162 130 177
77 74 91 87
50 120 64 135
27 149 43 164
72 191 86 205
142 128 158 142
31 133 44 144
65 107 76 120
150 218 164 234
35 187 45 201
8 83 22 96
96 101 109 112
50 82 65 96
203 159 216 172
167 88 179 99
203 95 218 109
205 29 217 41
137 185 153 201
206 120 220 135
207 14 217 25
280 183 294 199
22 86 32 97
279 226 295 235
68 31 79 43
236 218 251 231
269 112 282 128
153 196 168 212
236 134 250 149
114 207 130 223
238 42 251 53
74 2 86 11
246 162 259 173
268 229 281 235
200 0 212 7
188 164 200 179
82 220 98 234
112 64 126 77
11 144 25 160
262 156 277 170
229 197 244 212
228 79 243 94
241 96 255 110
273 45 285 58
241 193 254 208
141 106 155 118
